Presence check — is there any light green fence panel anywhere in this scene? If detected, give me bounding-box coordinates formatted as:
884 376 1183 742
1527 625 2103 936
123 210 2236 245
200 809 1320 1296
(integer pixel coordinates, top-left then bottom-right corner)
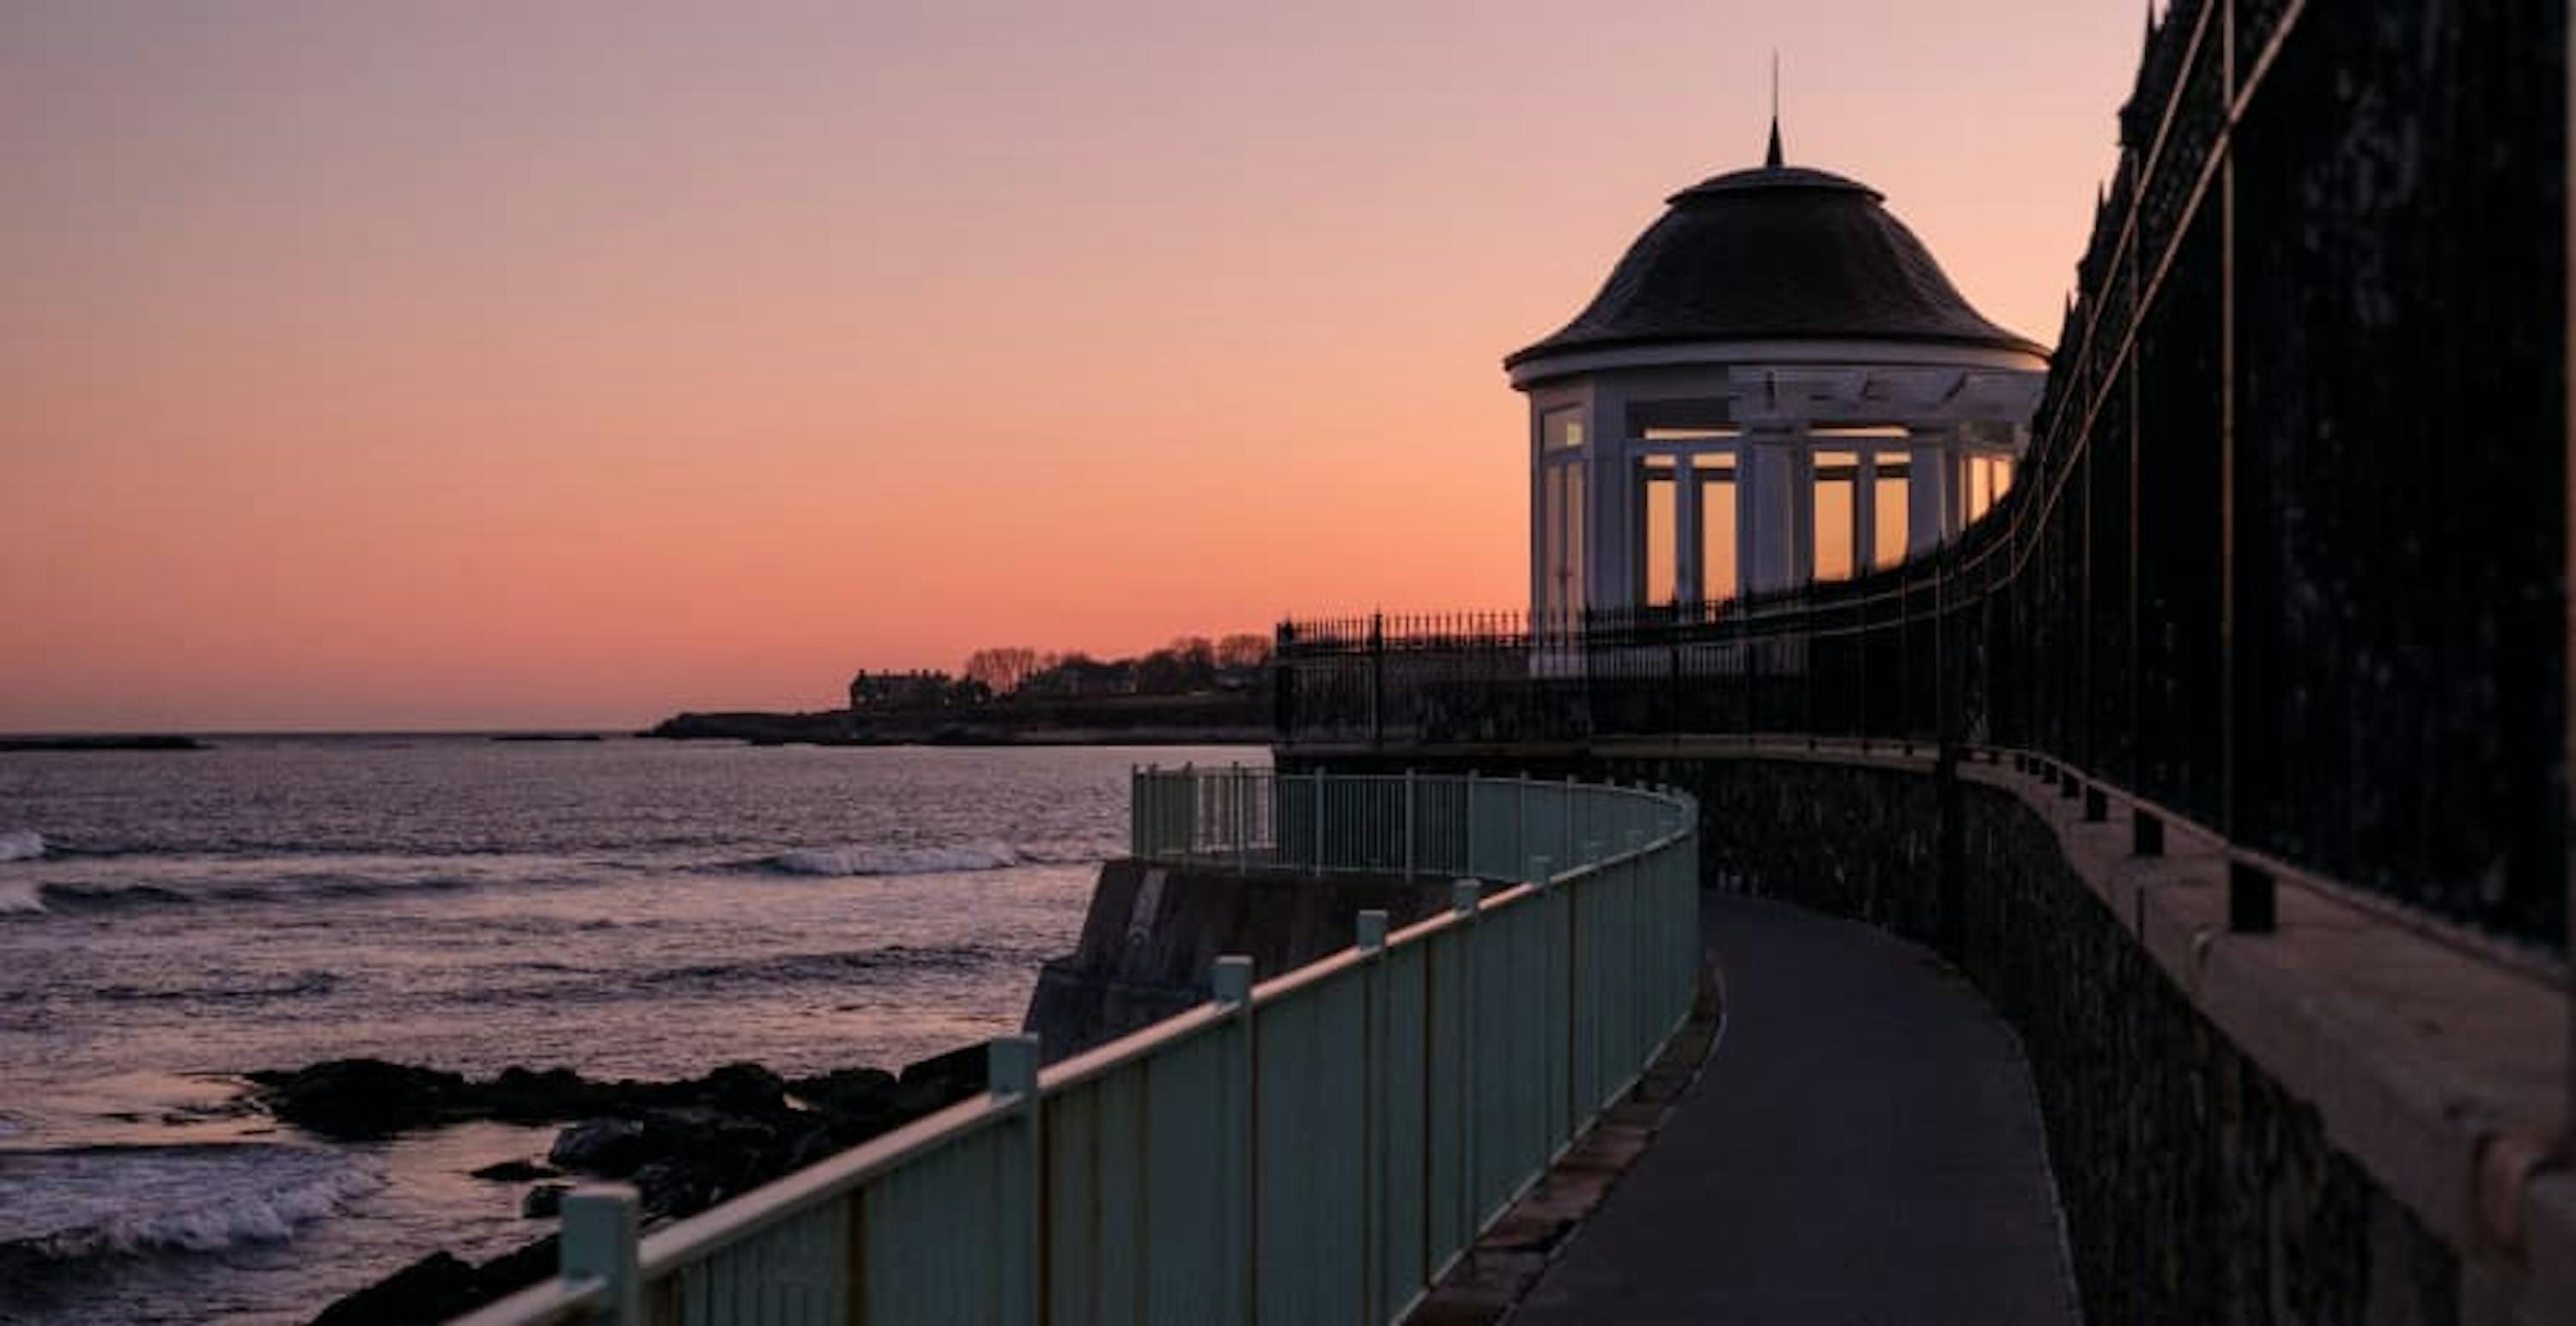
1372 939 1430 1320
459 773 1699 1326
856 1120 1032 1325
1254 970 1373 1324
649 1198 847 1325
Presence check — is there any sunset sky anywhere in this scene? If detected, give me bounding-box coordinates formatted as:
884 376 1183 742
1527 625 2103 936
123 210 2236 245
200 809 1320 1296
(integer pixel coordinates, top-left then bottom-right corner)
4 2 2143 731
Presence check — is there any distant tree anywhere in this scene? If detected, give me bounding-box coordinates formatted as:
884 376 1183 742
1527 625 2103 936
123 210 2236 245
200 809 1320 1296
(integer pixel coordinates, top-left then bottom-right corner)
1136 637 1218 695
962 647 1043 695
1215 633 1272 670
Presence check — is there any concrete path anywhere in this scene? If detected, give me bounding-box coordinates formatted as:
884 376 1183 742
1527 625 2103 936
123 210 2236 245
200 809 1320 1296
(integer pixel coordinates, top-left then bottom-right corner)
1513 895 2081 1325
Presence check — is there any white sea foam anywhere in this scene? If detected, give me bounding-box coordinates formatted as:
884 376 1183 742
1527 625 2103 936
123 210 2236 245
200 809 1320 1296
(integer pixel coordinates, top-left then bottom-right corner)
104 1163 380 1254
0 830 43 863
2 1144 384 1262
767 842 1022 877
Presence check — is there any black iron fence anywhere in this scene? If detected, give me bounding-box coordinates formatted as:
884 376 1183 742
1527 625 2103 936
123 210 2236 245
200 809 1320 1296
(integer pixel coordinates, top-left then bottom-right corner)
1278 0 2567 954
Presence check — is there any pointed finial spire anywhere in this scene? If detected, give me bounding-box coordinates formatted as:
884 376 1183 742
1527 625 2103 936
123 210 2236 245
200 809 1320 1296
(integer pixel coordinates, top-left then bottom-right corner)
1765 52 1784 167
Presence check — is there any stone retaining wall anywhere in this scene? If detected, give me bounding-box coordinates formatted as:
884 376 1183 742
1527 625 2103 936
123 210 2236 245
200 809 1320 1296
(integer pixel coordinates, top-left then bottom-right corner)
1022 858 1453 1061
1291 746 2502 1325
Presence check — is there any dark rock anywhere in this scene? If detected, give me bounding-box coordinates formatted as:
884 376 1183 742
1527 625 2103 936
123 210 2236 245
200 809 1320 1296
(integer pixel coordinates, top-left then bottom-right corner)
469 1159 558 1183
476 1235 560 1290
249 1059 466 1140
483 1066 601 1122
696 1061 786 1114
295 1041 1005 1322
788 1066 896 1111
548 1118 655 1177
629 1157 719 1220
897 1043 988 1095
310 1251 480 1325
783 1123 843 1172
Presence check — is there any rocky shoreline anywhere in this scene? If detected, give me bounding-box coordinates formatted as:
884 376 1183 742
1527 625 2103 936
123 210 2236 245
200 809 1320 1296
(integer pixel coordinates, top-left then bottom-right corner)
261 1046 991 1324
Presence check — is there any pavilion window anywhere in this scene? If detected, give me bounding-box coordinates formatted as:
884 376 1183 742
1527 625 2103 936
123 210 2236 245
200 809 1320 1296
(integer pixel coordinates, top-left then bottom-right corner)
1964 453 2011 522
1871 450 1910 569
1639 457 1678 606
1813 450 1860 582
1698 454 1739 604
1538 408 1588 623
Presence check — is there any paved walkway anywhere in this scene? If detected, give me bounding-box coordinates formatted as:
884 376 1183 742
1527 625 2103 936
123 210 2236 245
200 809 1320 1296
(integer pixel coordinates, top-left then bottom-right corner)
1514 895 2081 1325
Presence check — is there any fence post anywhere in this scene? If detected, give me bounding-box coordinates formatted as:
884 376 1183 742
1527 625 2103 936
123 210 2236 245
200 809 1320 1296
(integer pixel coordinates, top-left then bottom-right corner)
1357 909 1389 1320
1212 955 1257 1324
560 1185 641 1326
1563 775 1578 867
1312 770 1327 878
1403 769 1419 879
988 1035 1042 1321
1465 770 1480 878
1451 879 1480 1229
1234 765 1249 875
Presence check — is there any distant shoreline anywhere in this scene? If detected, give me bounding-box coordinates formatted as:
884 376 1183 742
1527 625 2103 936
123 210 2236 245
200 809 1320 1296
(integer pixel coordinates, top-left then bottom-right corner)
0 728 1269 749
642 696 1272 749
0 734 207 752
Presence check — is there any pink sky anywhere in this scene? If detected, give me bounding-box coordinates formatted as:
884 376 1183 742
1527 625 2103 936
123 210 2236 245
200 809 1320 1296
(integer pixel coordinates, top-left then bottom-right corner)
2 2 2143 730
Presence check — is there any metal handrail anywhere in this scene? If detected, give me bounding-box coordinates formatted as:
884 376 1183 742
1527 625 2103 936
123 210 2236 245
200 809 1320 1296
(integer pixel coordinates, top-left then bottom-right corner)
455 769 1701 1325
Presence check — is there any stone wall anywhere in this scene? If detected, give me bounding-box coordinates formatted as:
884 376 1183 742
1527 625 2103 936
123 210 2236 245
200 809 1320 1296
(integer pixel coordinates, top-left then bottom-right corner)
1021 859 1455 1061
1677 757 2463 1326
1291 747 2474 1325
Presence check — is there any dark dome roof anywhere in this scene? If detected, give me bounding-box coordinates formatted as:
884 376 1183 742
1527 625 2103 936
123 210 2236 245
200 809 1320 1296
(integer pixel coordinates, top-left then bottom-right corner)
1507 156 2046 370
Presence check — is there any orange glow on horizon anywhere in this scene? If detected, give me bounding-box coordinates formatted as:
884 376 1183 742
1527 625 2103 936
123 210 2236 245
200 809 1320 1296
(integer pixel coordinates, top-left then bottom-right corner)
2 2 2144 730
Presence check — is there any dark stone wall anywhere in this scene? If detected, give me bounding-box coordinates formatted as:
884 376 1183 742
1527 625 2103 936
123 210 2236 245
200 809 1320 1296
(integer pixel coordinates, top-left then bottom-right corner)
1022 859 1454 1061
1296 749 2463 1325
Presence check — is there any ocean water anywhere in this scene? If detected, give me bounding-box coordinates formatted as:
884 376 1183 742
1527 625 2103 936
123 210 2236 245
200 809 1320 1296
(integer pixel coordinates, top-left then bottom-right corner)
0 737 1255 1324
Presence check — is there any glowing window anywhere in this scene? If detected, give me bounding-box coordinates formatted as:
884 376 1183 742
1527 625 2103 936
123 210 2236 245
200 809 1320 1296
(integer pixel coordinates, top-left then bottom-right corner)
1642 470 1676 606
1871 452 1911 568
1700 476 1738 603
1814 476 1856 582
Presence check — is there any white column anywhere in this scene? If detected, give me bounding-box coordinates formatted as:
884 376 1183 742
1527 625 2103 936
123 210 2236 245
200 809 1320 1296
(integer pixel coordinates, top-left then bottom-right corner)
1583 389 1627 615
1740 429 1801 594
1907 425 1952 552
1674 459 1702 605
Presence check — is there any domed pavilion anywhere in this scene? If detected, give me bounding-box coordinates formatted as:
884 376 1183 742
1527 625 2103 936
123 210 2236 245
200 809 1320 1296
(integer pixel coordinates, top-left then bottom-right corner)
1510 122 2046 621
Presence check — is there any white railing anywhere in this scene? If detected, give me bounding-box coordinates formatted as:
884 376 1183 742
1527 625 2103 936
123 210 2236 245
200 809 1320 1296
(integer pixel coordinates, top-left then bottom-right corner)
458 769 1700 1326
1132 763 1680 885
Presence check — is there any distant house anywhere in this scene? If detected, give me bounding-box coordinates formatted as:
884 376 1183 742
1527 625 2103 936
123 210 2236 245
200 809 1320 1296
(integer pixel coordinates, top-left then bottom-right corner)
847 670 958 713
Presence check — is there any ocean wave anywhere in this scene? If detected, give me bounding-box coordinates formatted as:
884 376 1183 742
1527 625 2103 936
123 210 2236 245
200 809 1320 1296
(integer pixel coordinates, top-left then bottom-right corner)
26 870 507 915
0 830 42 862
0 1144 382 1265
91 971 342 1005
30 883 195 914
762 842 1023 877
637 941 1032 991
0 880 41 915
